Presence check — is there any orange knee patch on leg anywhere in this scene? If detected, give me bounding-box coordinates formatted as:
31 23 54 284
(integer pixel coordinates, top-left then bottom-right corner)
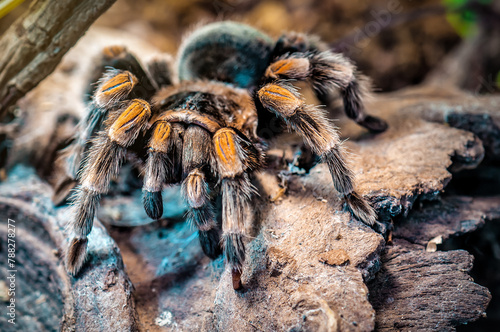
149 121 172 153
109 99 151 146
213 128 244 178
258 83 302 117
265 58 310 80
96 71 138 106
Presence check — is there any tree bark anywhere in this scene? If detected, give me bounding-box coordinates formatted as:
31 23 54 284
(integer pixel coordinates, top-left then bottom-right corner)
0 0 117 120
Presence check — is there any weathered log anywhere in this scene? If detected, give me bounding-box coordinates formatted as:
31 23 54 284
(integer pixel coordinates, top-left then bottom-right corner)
395 195 500 246
0 167 138 331
369 239 491 332
365 192 500 331
0 0 117 120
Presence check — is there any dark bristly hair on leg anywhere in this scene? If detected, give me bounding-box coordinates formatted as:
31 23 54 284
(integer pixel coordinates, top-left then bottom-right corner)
322 148 354 197
258 79 378 227
71 186 101 237
341 77 388 133
344 192 376 226
186 204 222 259
65 237 88 276
198 227 223 259
142 190 163 220
223 233 246 290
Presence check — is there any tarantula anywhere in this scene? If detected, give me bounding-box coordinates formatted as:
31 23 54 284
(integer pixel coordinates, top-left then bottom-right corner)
61 21 387 290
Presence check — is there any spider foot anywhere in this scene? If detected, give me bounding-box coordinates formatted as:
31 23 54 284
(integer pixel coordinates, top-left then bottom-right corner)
344 192 377 227
198 228 223 259
232 268 243 290
359 115 388 134
65 236 88 276
142 190 163 220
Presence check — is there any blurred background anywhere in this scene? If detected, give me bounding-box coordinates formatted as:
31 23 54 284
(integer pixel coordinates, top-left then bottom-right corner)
3 0 498 93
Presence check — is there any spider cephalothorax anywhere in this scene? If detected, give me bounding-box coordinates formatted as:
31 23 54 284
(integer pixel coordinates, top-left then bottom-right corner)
61 21 387 290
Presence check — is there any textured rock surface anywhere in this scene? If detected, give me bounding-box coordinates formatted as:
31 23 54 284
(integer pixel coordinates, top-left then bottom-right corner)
0 167 138 332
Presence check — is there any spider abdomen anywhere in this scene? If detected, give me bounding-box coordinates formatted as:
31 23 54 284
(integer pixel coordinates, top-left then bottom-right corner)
177 21 273 89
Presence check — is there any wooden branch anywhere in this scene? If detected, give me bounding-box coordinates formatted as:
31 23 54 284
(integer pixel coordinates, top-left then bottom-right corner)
0 0 117 120
369 239 491 331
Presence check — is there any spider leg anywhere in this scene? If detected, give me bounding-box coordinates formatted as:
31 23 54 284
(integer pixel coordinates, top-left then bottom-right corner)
142 121 183 219
258 82 377 226
60 69 139 184
79 45 158 163
57 46 169 202
86 45 159 102
213 128 258 290
265 47 387 133
65 99 151 275
181 125 222 259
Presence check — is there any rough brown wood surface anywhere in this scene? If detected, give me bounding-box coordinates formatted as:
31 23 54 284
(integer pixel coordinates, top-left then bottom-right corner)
395 195 500 246
0 0 117 119
331 86 486 221
369 238 491 332
367 193 500 331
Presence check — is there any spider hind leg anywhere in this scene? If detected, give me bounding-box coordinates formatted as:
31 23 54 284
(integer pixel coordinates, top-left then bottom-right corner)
268 34 388 133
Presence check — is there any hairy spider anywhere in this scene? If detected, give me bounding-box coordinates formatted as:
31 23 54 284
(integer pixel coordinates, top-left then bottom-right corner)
61 21 387 290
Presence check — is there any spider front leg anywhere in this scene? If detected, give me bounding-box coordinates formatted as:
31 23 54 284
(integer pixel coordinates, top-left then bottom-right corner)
86 45 161 102
65 99 151 275
265 50 387 133
258 82 377 226
57 46 174 202
213 128 258 290
67 44 157 173
60 69 139 185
